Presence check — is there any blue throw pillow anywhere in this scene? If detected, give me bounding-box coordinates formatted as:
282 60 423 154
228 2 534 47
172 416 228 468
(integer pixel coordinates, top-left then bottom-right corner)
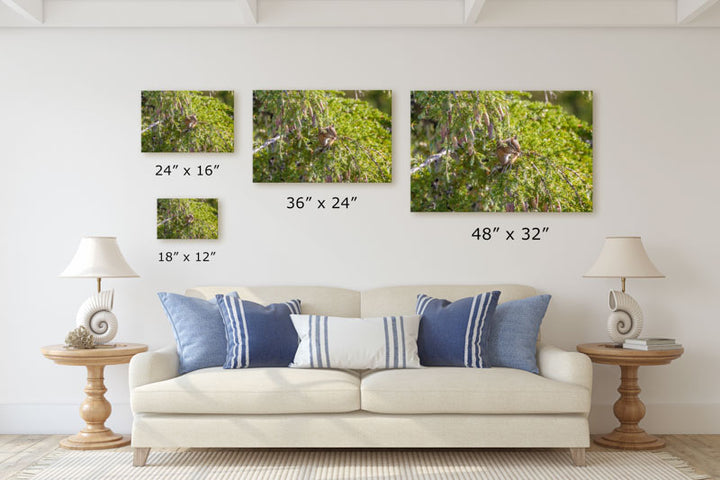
416 291 501 367
486 295 551 374
216 295 301 368
157 292 229 375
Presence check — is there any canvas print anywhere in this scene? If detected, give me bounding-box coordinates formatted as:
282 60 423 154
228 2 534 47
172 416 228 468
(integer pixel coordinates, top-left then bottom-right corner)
141 91 234 153
411 91 593 212
157 198 218 240
253 90 392 183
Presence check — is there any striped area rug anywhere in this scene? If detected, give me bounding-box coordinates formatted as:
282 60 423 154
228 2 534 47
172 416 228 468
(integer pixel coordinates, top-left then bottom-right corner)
13 449 710 480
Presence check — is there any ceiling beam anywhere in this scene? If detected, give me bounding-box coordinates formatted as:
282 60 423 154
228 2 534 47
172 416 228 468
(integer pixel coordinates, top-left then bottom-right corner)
259 0 461 26
34 0 259 27
475 0 675 26
1 0 43 24
677 0 720 23
464 0 487 24
237 0 257 23
2 0 713 28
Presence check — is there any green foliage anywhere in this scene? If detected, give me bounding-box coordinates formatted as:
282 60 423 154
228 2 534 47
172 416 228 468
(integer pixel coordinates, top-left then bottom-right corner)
527 91 593 125
142 91 234 153
253 90 392 183
411 91 593 212
157 198 219 240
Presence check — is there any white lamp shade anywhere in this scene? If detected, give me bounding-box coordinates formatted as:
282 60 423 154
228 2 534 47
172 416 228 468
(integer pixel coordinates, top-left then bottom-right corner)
584 236 664 278
60 236 139 278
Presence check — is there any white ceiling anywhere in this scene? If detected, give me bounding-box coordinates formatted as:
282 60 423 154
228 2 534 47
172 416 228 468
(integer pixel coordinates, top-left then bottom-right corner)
1 0 719 27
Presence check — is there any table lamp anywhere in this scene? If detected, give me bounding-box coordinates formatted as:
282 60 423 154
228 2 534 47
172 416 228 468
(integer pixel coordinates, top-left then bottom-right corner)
583 236 664 344
60 236 139 345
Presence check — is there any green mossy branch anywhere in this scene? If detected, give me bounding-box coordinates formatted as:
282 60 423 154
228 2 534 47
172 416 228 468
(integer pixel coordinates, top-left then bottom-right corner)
411 90 593 212
157 198 219 240
253 90 392 183
142 91 234 153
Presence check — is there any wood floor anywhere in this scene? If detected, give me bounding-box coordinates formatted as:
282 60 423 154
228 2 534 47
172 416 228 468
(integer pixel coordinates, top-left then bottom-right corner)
1 434 718 479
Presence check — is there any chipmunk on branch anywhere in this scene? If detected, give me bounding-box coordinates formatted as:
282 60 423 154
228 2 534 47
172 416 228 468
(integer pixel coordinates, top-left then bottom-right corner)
492 135 522 174
315 125 337 153
182 114 199 133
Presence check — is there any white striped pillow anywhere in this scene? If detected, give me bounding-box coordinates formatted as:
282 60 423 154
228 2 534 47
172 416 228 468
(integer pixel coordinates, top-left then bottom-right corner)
290 314 421 369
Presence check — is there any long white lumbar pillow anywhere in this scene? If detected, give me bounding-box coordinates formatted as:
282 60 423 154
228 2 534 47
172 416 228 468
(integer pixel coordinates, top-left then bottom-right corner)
290 314 421 370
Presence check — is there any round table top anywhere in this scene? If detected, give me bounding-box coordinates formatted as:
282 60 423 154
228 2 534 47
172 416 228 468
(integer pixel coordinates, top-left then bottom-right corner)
41 343 148 366
577 342 683 366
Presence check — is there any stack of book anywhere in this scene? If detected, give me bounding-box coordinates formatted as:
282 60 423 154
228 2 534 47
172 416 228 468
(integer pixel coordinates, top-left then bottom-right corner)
623 338 682 350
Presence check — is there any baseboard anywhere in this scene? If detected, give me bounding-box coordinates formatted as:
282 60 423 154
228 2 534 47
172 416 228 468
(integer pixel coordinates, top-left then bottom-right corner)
2 403 719 435
0 403 133 434
589 403 720 434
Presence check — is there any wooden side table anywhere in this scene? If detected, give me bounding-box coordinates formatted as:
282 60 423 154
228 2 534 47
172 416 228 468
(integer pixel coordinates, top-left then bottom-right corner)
41 343 148 450
577 342 683 450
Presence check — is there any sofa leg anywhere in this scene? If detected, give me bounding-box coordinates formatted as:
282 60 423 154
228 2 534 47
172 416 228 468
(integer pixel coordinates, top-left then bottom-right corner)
133 447 150 467
569 448 586 466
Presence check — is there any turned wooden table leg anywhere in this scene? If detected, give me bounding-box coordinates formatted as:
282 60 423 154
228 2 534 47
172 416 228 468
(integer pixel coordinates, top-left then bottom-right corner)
60 365 130 450
594 365 665 450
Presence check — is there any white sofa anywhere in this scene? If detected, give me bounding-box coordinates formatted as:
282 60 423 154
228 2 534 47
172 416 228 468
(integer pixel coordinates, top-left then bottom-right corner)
129 285 592 467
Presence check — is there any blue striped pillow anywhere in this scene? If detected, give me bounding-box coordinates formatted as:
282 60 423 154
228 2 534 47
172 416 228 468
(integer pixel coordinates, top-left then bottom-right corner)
216 295 301 368
289 314 421 369
416 291 501 367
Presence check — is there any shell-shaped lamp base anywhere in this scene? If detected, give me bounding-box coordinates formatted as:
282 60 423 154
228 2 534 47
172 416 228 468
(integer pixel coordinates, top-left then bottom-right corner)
76 290 118 344
606 290 644 343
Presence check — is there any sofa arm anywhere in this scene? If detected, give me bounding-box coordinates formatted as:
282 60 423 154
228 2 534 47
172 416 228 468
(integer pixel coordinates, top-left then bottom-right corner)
536 343 593 392
129 345 179 390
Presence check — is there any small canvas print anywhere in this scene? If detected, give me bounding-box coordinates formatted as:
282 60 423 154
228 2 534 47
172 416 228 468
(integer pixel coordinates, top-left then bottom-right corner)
157 198 218 240
141 91 234 153
253 90 392 183
411 90 593 212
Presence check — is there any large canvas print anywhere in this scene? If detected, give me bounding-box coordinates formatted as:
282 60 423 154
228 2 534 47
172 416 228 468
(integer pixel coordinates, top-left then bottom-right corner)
411 91 593 212
253 90 392 183
157 198 219 240
141 91 234 153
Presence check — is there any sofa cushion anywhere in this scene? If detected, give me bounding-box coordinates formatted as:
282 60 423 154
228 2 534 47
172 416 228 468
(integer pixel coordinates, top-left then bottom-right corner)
187 286 361 317
132 367 360 414
360 284 536 317
360 367 590 414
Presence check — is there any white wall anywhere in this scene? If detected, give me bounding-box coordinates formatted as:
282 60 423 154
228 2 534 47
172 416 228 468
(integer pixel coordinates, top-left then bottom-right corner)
1 27 718 435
